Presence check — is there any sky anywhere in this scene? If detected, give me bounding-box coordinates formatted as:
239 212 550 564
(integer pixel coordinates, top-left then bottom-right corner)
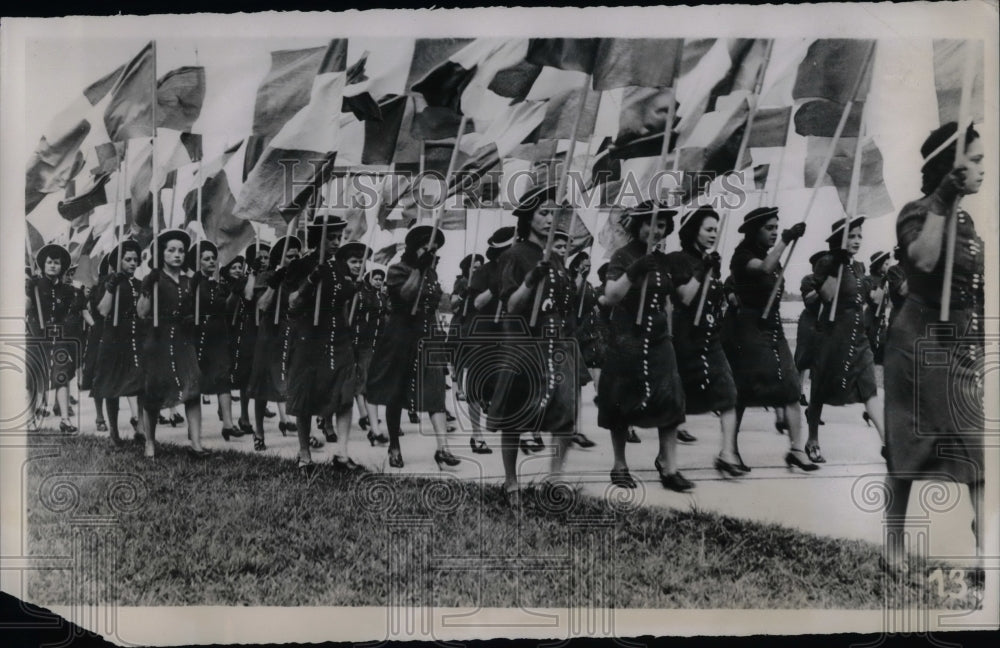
23 35 993 294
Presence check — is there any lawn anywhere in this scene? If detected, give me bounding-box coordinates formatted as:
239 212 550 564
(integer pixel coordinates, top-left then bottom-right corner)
24 435 976 609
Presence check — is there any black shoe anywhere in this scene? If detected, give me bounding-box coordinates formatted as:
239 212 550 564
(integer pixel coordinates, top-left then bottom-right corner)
238 418 254 435
799 394 808 407
714 455 745 478
676 429 697 444
610 468 637 489
188 447 211 459
570 432 595 448
434 449 461 470
785 450 820 472
626 428 641 443
221 427 241 442
69 395 78 405
285 421 298 433
445 411 456 422
316 417 325 430
804 442 826 464
332 455 365 472
408 410 420 424
661 471 694 493
358 416 370 431
519 439 538 455
170 413 184 426
323 429 337 443
734 453 751 473
202 395 211 405
53 402 61 417
774 421 789 435
388 448 404 468
59 419 78 433
297 458 316 476
470 438 493 454
367 430 389 446
95 419 108 432
253 436 266 452
278 421 289 437
263 407 276 418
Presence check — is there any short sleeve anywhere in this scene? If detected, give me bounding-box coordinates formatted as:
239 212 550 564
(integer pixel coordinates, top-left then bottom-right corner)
497 248 532 302
896 199 929 253
468 265 490 294
799 274 819 295
606 247 632 282
664 252 695 287
729 248 754 280
812 253 837 280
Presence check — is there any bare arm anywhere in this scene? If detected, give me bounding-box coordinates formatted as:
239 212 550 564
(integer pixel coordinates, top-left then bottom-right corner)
97 289 114 317
676 276 700 306
137 294 151 319
746 239 787 274
473 289 493 311
603 275 632 305
818 276 839 302
906 212 947 273
506 279 535 315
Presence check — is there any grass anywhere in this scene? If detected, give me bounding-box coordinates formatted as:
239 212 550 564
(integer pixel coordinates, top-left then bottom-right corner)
24 435 979 609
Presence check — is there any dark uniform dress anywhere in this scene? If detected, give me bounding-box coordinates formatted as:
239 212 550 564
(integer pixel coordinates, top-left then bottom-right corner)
572 283 606 377
246 270 296 403
366 262 447 413
352 282 387 397
227 276 258 391
455 260 503 412
884 200 984 484
885 264 907 328
862 272 888 364
808 258 878 407
64 286 87 375
79 286 105 392
487 240 579 435
597 240 685 431
26 277 81 391
193 277 233 395
141 274 200 410
794 273 823 373
285 256 358 418
724 241 800 407
667 247 738 415
92 278 145 399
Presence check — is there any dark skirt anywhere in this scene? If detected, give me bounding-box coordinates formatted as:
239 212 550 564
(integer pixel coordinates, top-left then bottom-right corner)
142 320 200 410
367 314 446 413
91 317 145 399
883 296 983 484
724 306 800 408
42 340 77 390
488 326 579 435
246 316 294 403
229 304 257 390
79 320 103 391
286 334 356 418
597 321 685 430
195 316 232 395
809 306 877 407
454 313 503 414
672 318 737 415
794 308 820 373
354 344 374 397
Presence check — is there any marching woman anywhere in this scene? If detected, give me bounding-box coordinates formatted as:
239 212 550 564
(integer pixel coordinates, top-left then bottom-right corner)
367 224 460 470
136 230 204 458
794 254 825 411
488 185 582 503
666 206 742 477
885 247 908 327
229 243 270 436
246 236 301 450
568 252 603 387
80 253 111 433
449 253 484 405
883 123 986 572
92 240 147 446
186 241 242 441
803 218 885 463
863 250 891 365
25 243 81 433
725 207 817 472
285 215 361 472
352 267 389 446
598 201 691 490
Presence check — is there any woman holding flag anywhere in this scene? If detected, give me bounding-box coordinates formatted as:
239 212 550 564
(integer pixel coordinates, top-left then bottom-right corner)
80 253 111 434
229 243 270 437
351 267 389 446
883 122 985 574
136 230 204 458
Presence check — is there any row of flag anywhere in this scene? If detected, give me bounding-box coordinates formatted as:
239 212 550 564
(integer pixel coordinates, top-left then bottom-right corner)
26 36 983 288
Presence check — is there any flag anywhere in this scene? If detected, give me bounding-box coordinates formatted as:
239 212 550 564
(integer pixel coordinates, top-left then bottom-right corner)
804 136 894 218
746 106 792 147
180 141 252 266
526 39 599 73
410 39 527 115
592 39 684 90
792 39 875 103
25 65 121 214
236 42 350 226
156 66 206 132
373 242 400 265
752 164 770 190
932 40 985 125
597 207 630 255
57 173 111 220
335 94 409 167
127 130 204 231
439 208 468 230
794 100 864 138
461 100 547 158
104 42 156 142
532 86 601 142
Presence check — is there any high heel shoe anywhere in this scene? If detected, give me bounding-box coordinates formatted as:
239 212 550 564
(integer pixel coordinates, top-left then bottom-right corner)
610 468 637 489
297 458 315 477
263 407 276 419
367 429 389 446
323 428 337 443
332 455 364 472
434 449 461 470
470 438 493 454
676 429 697 444
569 432 595 448
253 436 266 452
714 455 745 478
237 418 254 435
387 448 404 468
95 419 108 432
774 420 789 435
445 411 456 423
734 453 751 473
221 426 242 441
59 419 78 433
626 427 641 443
170 413 184 426
804 441 826 464
278 421 289 437
158 414 170 425
285 421 298 433
358 416 370 431
785 449 820 472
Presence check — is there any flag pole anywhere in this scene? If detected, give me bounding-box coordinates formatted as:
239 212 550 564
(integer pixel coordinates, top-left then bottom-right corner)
828 99 869 322
461 207 483 318
313 166 336 326
195 155 204 324
693 39 775 326
150 41 161 328
113 140 128 326
940 44 976 322
411 114 468 316
762 40 875 321
349 200 381 326
273 216 299 325
530 74 592 327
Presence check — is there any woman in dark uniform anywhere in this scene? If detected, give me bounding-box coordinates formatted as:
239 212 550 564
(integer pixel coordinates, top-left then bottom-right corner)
352 267 389 446
489 186 580 501
26 244 81 433
599 201 691 490
794 253 825 411
229 243 270 436
367 224 460 470
80 253 111 433
93 240 146 446
804 218 885 463
186 241 241 441
247 236 301 450
883 123 985 572
863 250 891 365
885 248 908 327
285 216 361 472
136 230 204 458
667 207 742 477
725 207 817 472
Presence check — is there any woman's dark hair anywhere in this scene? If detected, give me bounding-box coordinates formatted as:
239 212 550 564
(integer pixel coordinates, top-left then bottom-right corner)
515 212 534 240
568 253 589 276
625 211 675 242
737 216 776 251
400 248 419 266
39 251 63 269
678 206 720 252
921 122 979 196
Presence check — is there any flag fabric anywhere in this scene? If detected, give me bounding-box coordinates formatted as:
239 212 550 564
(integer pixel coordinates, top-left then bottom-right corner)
439 207 468 230
526 39 599 73
104 42 156 142
746 106 792 147
373 242 400 266
460 100 547 158
411 39 527 115
752 164 770 190
613 86 677 153
792 39 875 103
932 39 985 125
794 100 864 138
156 66 206 132
57 173 111 220
335 94 409 167
597 206 631 256
532 86 601 142
804 136 894 218
591 39 684 90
